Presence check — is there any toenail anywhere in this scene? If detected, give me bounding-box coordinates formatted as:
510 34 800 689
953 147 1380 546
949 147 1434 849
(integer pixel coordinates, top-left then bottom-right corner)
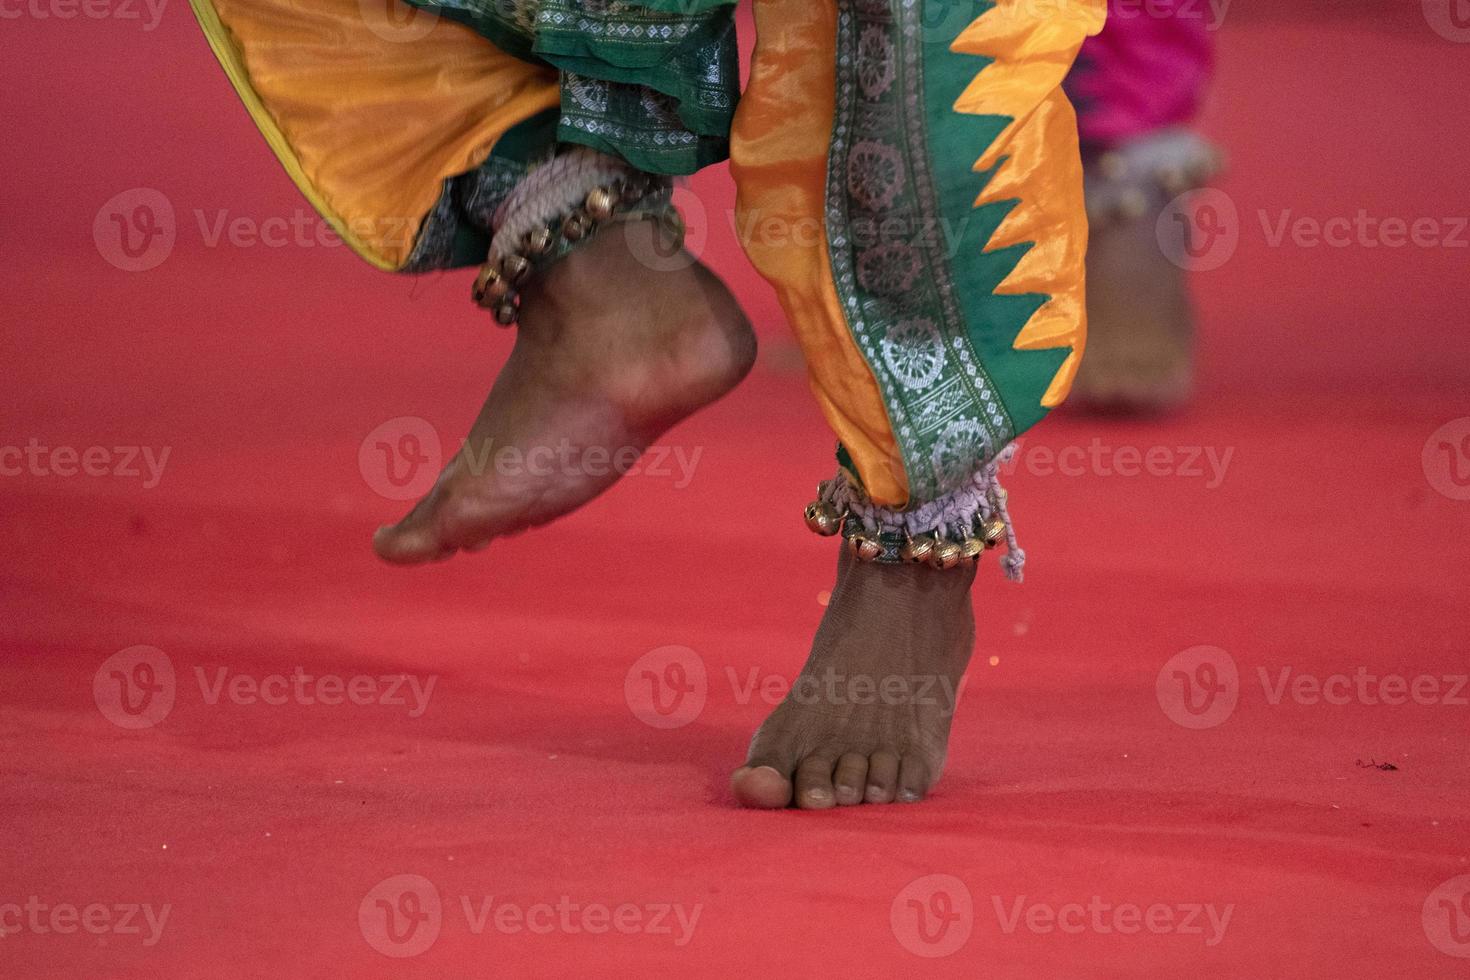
865 785 885 802
806 788 831 802
898 790 921 803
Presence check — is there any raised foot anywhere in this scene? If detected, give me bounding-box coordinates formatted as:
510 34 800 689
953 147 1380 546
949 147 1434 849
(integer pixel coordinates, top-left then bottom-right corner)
373 219 755 565
731 549 977 810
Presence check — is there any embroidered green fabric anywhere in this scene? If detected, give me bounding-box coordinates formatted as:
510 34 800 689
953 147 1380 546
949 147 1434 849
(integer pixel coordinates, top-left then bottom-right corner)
404 0 740 176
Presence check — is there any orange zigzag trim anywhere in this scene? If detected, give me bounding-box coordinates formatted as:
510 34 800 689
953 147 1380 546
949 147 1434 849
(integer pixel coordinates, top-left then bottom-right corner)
951 0 1105 407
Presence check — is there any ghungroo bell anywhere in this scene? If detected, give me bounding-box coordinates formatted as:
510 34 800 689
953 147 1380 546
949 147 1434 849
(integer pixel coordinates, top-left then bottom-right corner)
899 535 937 564
585 187 616 222
847 534 883 562
930 540 963 571
562 211 592 241
981 518 1006 548
803 501 844 537
501 254 531 284
525 227 554 257
959 538 984 564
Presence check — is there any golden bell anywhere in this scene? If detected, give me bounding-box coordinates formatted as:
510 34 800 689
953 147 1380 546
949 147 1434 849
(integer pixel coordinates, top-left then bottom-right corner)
847 534 883 562
803 501 843 536
471 266 501 308
525 227 554 256
899 535 936 564
501 254 531 284
929 540 963 571
562 212 592 241
981 518 1007 548
494 301 518 326
585 187 617 222
959 538 985 563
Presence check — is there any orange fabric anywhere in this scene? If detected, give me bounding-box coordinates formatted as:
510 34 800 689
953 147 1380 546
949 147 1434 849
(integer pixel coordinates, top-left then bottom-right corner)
194 0 559 269
953 0 1105 406
730 0 909 507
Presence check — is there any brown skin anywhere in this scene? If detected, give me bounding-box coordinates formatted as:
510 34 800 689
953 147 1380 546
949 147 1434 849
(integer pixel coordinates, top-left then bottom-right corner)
373 218 757 565
374 219 976 812
731 548 976 809
1069 203 1195 414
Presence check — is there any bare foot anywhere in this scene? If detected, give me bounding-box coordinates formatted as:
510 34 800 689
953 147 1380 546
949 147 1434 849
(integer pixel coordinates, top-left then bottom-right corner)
1069 202 1196 414
373 219 756 564
731 549 977 810
1069 130 1220 415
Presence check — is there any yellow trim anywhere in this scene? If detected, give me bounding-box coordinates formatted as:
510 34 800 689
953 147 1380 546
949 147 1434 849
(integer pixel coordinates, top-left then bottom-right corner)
187 0 397 270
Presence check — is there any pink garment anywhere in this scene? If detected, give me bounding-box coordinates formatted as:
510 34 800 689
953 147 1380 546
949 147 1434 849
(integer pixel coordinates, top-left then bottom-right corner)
1067 0 1216 148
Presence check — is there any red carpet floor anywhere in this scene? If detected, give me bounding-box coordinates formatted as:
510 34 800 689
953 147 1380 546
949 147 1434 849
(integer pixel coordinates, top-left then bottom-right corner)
4 4 1469 977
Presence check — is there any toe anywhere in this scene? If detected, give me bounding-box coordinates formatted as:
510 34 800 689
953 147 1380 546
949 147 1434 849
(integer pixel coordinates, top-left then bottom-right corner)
794 754 838 811
833 753 869 806
897 754 931 803
372 520 443 565
865 749 900 804
730 764 793 809
372 494 445 565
